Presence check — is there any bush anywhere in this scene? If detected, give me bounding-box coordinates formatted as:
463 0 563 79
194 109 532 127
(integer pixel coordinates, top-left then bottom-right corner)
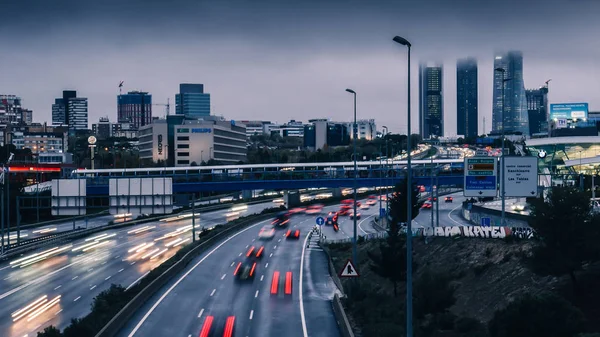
488 292 586 337
37 326 62 337
473 262 491 276
414 270 456 319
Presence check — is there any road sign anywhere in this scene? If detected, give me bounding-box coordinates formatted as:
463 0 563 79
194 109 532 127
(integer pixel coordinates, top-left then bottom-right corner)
481 217 491 227
316 216 325 226
502 156 538 197
380 208 386 218
464 157 498 197
339 259 360 278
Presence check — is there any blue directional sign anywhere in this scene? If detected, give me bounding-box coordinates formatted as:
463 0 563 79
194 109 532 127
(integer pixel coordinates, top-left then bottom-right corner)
464 157 498 197
481 217 491 227
380 208 386 218
316 217 325 226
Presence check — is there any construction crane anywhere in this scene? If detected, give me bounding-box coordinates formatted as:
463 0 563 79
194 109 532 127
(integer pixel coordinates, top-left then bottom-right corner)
153 97 170 117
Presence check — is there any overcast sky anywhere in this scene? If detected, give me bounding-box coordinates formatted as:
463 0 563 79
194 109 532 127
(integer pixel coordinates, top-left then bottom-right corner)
1 0 599 135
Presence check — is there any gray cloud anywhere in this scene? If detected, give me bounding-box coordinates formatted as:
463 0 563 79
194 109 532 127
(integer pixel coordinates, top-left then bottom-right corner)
0 0 599 135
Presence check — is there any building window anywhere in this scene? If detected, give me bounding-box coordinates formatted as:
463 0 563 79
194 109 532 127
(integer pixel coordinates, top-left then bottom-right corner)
177 160 190 165
178 152 190 157
177 144 190 149
177 136 189 141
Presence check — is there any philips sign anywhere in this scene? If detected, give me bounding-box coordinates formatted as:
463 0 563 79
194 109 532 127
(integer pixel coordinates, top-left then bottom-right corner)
191 128 212 134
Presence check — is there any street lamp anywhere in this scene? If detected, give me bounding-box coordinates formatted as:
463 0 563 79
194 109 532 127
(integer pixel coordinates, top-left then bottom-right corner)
383 125 389 220
345 88 358 269
393 34 413 337
495 67 511 227
201 150 204 163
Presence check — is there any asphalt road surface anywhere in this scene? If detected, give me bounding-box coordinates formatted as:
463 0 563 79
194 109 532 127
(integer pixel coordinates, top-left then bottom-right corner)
118 200 368 337
0 201 274 337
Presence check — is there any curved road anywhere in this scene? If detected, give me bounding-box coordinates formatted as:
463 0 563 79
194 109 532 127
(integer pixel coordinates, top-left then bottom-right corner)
0 201 274 337
119 200 382 337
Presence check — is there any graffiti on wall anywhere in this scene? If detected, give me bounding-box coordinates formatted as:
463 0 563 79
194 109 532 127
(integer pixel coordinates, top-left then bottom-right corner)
409 226 535 239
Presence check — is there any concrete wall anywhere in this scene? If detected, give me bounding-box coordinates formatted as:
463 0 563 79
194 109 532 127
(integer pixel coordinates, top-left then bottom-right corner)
462 202 530 228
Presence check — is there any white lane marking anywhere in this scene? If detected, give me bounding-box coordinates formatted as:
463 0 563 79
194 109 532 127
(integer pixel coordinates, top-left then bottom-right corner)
278 239 281 242
125 219 268 337
131 261 136 265
105 276 111 281
126 271 150 291
230 262 235 267
269 253 273 258
238 253 242 257
88 268 94 272
90 285 97 290
210 289 216 296
265 263 268 268
197 308 204 318
115 255 121 259
245 245 249 249
0 265 11 271
448 204 463 226
299 231 310 337
221 274 226 280
249 310 254 320
255 290 259 298
55 309 63 316
3 276 10 281
358 214 376 235
54 285 62 290
252 239 255 242
118 268 124 273
72 276 78 280
260 275 264 281
273 245 277 249
74 296 81 302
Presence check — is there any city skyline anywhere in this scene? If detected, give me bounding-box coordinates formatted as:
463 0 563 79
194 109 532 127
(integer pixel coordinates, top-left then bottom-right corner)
1 0 599 135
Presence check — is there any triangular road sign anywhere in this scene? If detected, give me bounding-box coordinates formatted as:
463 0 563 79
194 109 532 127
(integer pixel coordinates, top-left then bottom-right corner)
339 259 360 278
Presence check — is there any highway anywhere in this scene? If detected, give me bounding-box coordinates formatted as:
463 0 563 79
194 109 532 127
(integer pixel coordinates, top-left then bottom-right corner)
0 201 274 337
118 199 377 337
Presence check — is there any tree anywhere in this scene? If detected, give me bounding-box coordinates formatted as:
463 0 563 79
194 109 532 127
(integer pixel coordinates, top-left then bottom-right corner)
528 186 600 292
368 178 421 297
413 269 456 319
37 326 62 337
488 292 585 337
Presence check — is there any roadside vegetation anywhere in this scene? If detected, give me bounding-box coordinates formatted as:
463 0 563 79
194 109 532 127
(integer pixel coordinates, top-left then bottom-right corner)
328 184 600 337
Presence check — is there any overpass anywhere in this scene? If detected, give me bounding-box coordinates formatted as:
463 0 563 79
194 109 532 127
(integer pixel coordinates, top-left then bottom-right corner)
70 159 465 195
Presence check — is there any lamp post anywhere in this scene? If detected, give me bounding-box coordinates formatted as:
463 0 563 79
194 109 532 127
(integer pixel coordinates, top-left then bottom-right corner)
379 141 383 217
201 150 204 163
495 67 510 226
209 147 213 162
345 88 358 269
383 125 389 220
393 34 413 337
430 154 434 228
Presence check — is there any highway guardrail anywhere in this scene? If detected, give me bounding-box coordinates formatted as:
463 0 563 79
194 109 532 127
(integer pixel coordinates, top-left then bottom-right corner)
94 213 274 337
318 240 344 295
332 293 355 337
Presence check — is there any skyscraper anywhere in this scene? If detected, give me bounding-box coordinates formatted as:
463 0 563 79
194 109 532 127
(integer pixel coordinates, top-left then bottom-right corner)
52 90 88 131
117 91 152 129
492 51 528 135
419 63 443 138
175 83 210 118
456 58 478 138
526 87 549 136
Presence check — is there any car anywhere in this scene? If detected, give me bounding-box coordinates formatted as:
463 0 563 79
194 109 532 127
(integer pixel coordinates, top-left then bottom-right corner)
349 211 361 219
428 197 438 202
445 196 453 203
360 204 370 210
510 203 527 211
233 261 257 280
326 214 338 226
367 195 377 199
198 315 236 337
341 199 354 205
258 226 276 240
305 204 324 214
285 229 301 239
366 199 377 206
271 212 290 228
421 201 432 209
288 207 306 215
245 245 265 259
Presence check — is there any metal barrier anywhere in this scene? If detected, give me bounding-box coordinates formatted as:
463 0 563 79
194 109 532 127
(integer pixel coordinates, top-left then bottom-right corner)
332 294 355 337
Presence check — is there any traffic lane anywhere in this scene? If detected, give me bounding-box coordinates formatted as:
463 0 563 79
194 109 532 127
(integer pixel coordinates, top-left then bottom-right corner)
0 218 225 337
3 215 114 242
248 217 309 337
302 235 342 337
117 218 273 337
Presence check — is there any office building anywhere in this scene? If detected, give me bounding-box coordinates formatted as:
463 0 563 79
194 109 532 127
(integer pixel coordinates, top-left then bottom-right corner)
118 91 152 129
526 87 549 136
139 117 247 166
303 119 349 150
11 130 68 155
456 58 478 138
270 120 305 138
175 84 210 118
51 90 88 131
419 63 444 138
350 119 377 140
1 95 33 126
492 51 528 135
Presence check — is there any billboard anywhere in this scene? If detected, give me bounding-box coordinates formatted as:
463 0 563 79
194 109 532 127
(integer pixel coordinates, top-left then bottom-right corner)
550 103 588 120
